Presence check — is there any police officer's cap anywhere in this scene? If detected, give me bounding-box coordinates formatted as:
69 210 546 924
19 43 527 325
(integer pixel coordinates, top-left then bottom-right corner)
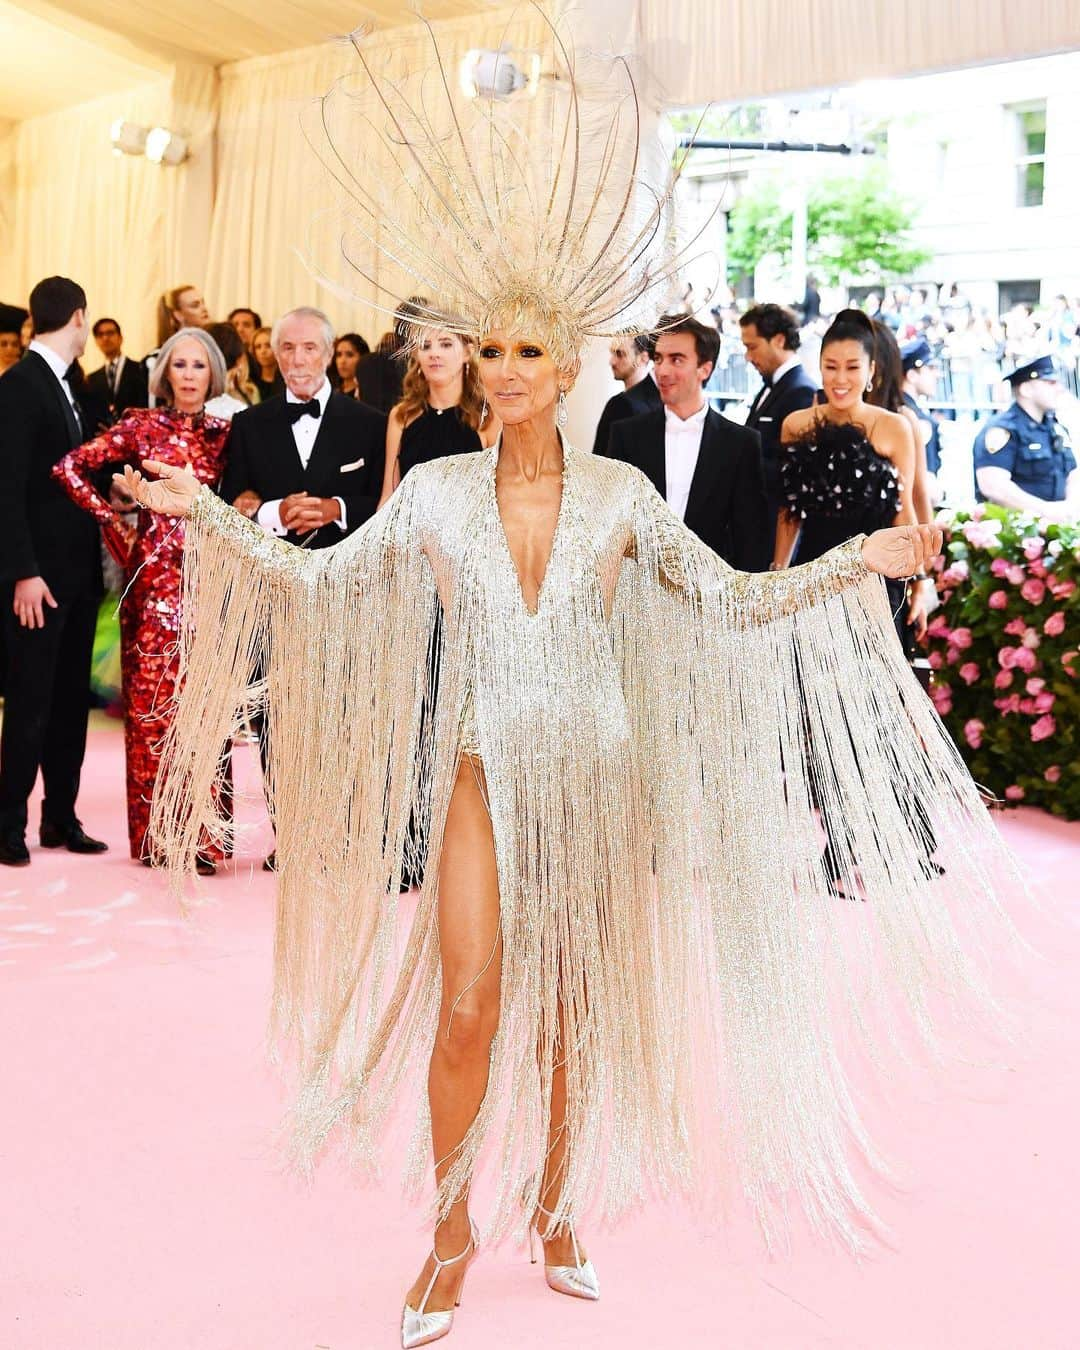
1006 353 1058 386
900 336 934 373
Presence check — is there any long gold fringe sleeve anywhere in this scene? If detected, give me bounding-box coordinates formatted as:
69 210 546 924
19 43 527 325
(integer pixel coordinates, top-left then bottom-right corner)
152 447 1016 1252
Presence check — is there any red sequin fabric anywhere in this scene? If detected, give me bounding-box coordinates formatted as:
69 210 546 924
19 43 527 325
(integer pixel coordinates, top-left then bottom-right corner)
53 407 233 860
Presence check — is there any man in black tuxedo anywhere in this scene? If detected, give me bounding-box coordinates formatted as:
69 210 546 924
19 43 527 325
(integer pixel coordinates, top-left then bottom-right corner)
219 307 386 869
740 303 819 530
606 314 770 572
86 317 149 423
0 276 107 865
591 333 662 455
220 306 386 547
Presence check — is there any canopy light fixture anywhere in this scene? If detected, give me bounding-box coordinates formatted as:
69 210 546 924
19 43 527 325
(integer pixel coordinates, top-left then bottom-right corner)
109 120 189 165
145 127 189 165
458 48 541 101
110 119 148 156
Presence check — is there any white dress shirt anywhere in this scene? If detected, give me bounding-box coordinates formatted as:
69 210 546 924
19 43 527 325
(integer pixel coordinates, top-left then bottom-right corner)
29 339 79 413
664 401 709 521
771 354 801 387
255 379 348 535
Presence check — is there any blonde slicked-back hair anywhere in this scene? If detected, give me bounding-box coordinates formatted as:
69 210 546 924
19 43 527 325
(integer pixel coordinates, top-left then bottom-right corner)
302 4 716 373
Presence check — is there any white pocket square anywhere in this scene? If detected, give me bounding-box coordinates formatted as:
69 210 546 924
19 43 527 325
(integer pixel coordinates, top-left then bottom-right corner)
339 458 365 472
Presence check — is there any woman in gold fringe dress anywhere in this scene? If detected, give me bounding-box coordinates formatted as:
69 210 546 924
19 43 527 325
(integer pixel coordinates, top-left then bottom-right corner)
118 16 1015 1347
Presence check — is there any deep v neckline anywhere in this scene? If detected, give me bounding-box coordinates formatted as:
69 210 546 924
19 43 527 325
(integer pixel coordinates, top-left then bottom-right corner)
490 442 569 619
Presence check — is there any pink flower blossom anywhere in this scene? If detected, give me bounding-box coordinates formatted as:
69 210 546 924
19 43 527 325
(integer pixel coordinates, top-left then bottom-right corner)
988 590 1009 609
951 627 973 650
971 504 987 521
941 563 969 586
927 650 944 670
1026 677 1046 695
1003 618 1028 637
1031 714 1056 742
1020 577 1046 605
994 669 1014 690
962 518 1003 550
959 662 980 685
1034 691 1056 713
1045 765 1062 784
1022 536 1045 560
1004 785 1025 801
1019 698 1036 714
994 694 1021 714
998 646 1018 669
1043 611 1066 637
1049 578 1076 600
1028 560 1048 579
990 557 1011 578
930 684 953 715
1013 646 1037 673
927 614 951 637
963 718 984 748
1006 564 1027 586
1021 627 1041 650
946 645 960 665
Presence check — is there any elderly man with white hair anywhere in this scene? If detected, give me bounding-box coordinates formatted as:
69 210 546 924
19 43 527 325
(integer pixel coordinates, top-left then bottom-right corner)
219 307 386 871
220 306 386 545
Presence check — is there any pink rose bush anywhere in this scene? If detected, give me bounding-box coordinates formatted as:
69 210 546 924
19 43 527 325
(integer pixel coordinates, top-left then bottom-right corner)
924 506 1078 818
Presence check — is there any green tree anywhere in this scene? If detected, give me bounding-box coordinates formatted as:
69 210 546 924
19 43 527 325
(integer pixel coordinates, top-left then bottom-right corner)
807 170 931 286
725 166 930 288
725 181 791 285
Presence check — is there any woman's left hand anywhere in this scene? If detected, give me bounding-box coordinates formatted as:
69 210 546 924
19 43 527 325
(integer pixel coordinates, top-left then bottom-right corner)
861 524 943 579
906 577 935 640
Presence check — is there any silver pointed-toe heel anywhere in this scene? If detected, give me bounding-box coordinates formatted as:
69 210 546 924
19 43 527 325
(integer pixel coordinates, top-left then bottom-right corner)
401 1219 479 1348
529 1203 600 1302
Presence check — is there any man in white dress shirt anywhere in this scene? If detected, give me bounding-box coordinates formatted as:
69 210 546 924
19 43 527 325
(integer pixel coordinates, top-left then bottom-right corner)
86 317 149 422
0 276 107 864
218 307 386 869
606 314 770 570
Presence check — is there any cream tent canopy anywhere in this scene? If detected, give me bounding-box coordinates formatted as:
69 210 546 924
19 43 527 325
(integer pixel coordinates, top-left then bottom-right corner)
2 0 1079 354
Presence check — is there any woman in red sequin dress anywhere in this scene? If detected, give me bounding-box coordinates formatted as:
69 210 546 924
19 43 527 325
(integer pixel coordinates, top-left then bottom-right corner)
53 330 232 870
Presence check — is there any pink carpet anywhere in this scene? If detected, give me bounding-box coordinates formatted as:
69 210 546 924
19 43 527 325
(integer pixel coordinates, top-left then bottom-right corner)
2 715 1078 1350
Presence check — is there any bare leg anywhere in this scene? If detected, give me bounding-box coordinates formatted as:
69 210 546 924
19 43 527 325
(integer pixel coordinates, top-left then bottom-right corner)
535 1003 588 1266
405 756 502 1314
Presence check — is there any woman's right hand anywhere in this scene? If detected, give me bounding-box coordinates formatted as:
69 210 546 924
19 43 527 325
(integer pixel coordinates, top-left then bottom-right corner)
113 460 200 517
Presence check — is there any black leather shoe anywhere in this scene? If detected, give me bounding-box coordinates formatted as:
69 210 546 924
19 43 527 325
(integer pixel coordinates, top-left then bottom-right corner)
263 852 277 873
0 832 30 867
39 820 108 854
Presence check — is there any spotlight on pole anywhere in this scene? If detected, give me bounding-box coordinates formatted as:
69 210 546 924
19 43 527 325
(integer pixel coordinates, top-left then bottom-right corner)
145 127 189 166
458 48 541 100
110 120 148 157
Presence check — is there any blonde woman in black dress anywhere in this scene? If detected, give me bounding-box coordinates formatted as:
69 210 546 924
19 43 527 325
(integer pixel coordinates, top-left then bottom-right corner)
379 327 498 508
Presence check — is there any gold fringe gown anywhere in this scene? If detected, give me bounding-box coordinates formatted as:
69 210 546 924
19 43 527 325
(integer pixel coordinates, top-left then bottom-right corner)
152 442 1014 1248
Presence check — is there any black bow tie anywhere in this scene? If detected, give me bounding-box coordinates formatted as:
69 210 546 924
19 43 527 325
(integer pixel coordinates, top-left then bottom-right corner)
287 398 321 423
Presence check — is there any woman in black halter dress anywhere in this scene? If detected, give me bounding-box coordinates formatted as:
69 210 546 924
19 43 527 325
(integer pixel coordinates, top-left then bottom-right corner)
775 311 937 889
379 328 497 508
774 311 917 651
380 329 498 887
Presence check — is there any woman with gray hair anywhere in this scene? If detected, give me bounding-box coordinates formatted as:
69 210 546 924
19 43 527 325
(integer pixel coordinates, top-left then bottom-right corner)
52 328 233 873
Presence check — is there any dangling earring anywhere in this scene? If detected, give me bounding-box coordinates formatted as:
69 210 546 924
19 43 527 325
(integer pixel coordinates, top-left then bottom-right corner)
557 389 568 428
480 395 488 425
866 379 874 393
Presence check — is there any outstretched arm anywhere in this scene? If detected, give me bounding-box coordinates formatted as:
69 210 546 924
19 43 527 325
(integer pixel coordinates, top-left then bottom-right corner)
631 471 940 627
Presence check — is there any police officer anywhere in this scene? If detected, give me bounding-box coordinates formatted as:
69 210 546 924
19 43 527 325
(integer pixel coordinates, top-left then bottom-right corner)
900 336 943 506
973 354 1078 522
